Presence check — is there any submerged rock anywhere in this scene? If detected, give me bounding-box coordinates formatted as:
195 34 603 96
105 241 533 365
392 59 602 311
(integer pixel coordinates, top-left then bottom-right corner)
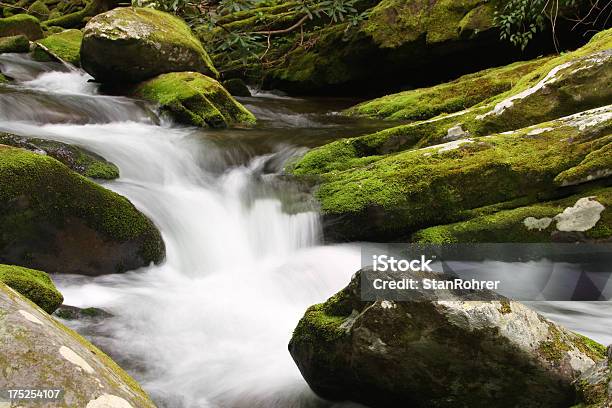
32 28 83 65
0 281 156 407
54 304 113 321
0 13 42 39
134 71 256 128
0 145 165 275
81 7 218 83
0 133 119 179
0 34 29 53
290 270 605 407
0 263 62 313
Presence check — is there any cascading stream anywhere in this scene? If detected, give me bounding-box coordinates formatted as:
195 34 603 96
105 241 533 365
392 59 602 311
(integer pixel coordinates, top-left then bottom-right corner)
0 56 609 408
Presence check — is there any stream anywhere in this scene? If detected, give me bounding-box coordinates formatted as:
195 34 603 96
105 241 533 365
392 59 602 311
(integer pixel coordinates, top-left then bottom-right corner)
0 54 610 408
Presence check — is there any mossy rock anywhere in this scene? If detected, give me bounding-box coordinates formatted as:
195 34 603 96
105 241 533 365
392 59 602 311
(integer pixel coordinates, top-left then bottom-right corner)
81 7 218 83
0 133 119 179
43 0 114 29
54 304 112 320
0 281 156 407
0 73 7 82
290 105 612 241
0 33 29 53
344 57 551 121
574 347 612 407
32 28 82 65
290 270 604 407
134 71 256 128
27 0 49 21
413 187 612 243
0 13 42 39
222 77 251 97
0 145 165 275
0 264 62 313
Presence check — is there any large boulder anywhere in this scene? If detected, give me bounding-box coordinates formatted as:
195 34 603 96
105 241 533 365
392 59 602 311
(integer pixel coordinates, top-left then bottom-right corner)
0 13 42 40
0 133 119 179
290 270 606 408
0 281 156 407
0 263 62 313
0 145 165 275
32 28 83 65
81 7 218 83
133 71 256 128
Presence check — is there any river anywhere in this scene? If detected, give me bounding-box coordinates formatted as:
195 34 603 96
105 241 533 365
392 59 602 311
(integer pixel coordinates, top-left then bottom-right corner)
0 54 609 408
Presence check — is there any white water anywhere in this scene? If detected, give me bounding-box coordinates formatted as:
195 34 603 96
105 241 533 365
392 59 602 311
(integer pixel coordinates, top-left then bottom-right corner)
0 60 366 408
1 58 610 408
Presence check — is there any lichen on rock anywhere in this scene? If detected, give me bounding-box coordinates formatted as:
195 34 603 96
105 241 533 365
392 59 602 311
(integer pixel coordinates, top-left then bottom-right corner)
81 7 218 83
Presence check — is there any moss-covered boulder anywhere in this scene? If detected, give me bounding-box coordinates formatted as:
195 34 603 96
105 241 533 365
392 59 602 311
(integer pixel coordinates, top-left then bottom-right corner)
0 281 156 407
290 105 612 241
0 145 164 275
0 13 42 39
81 7 218 83
43 0 116 29
27 0 49 21
134 71 256 128
290 270 605 408
413 187 612 244
0 133 119 179
344 57 551 121
0 264 62 313
32 28 82 65
0 33 29 53
575 347 612 407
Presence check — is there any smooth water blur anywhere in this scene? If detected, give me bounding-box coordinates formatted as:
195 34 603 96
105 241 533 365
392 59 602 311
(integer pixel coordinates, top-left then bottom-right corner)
0 56 609 408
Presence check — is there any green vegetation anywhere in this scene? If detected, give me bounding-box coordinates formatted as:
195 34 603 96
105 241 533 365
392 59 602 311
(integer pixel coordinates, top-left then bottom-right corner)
26 0 49 21
32 29 82 65
0 264 63 313
134 71 256 128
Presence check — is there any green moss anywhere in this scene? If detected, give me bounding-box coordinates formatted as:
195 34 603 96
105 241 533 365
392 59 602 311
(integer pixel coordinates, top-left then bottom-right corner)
0 34 29 53
345 57 550 121
539 323 572 363
0 13 43 39
134 72 256 128
0 133 119 179
42 0 101 29
33 28 82 65
0 264 62 313
0 146 164 270
27 0 49 21
573 333 607 362
0 73 7 83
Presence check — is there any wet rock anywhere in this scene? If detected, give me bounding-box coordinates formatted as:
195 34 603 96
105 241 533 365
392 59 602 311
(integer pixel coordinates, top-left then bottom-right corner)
0 133 119 179
0 145 165 275
0 13 42 40
222 78 251 97
134 71 256 128
0 263 62 313
54 304 113 321
81 7 218 83
290 270 606 407
0 281 155 407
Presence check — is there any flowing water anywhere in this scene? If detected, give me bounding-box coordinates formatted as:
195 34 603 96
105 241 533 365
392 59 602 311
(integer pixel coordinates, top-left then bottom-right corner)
0 55 610 408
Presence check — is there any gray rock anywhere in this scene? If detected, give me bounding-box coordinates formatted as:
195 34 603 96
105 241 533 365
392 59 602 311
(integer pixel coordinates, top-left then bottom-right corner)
290 269 606 408
0 282 155 407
